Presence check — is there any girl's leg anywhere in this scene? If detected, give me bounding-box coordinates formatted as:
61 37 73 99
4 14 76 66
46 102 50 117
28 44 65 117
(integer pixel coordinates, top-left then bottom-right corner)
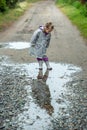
37 58 43 70
43 56 52 70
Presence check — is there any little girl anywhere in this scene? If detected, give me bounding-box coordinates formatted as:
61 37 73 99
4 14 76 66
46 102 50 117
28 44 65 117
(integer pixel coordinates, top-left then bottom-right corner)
29 22 54 70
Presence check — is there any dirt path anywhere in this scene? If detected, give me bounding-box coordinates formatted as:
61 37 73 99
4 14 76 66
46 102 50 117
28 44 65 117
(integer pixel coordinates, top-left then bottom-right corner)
0 0 87 129
0 0 87 71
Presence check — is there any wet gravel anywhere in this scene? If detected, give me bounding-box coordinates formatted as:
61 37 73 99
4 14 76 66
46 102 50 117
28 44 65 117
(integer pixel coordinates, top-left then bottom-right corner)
0 57 31 129
0 56 87 130
51 77 87 130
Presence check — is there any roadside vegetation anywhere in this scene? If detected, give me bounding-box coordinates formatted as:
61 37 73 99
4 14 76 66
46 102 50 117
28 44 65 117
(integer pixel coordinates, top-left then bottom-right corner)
56 0 87 38
0 0 41 31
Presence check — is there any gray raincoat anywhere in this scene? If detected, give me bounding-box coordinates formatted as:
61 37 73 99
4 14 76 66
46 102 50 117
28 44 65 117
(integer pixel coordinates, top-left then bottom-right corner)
29 26 51 58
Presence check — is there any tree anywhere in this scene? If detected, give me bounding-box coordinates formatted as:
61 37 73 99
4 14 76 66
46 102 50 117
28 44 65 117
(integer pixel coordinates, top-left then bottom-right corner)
6 0 18 8
0 0 7 12
0 0 20 12
80 0 87 4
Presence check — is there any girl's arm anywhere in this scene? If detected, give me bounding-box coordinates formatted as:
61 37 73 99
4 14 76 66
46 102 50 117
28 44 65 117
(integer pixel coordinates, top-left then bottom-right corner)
46 33 51 48
30 29 40 46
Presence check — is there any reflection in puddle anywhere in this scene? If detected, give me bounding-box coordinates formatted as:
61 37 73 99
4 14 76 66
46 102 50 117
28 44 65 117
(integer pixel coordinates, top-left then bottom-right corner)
0 60 82 130
11 63 81 130
0 42 30 49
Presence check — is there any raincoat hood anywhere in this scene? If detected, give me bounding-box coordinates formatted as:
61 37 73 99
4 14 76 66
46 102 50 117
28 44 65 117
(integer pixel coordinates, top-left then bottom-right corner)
39 26 44 30
39 26 48 35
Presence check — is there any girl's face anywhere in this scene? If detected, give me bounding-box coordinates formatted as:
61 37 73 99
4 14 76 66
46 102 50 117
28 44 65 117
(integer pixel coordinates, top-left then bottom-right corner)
44 27 53 33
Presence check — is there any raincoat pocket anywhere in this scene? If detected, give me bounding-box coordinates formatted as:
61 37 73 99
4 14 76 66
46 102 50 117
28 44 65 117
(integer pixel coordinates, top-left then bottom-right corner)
29 43 46 57
29 46 36 56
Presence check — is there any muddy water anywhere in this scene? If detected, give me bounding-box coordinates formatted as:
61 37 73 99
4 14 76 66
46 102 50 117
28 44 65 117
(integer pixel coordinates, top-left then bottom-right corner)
5 62 81 130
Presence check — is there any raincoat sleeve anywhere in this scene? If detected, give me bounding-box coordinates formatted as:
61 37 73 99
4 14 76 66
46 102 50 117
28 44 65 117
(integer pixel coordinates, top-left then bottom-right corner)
30 29 40 46
45 33 51 48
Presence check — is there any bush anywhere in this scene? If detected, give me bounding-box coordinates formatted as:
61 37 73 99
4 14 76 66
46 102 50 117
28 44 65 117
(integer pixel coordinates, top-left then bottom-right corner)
0 0 20 12
6 0 18 8
0 0 7 12
56 0 76 4
80 3 87 16
72 1 82 8
68 0 76 4
56 0 87 17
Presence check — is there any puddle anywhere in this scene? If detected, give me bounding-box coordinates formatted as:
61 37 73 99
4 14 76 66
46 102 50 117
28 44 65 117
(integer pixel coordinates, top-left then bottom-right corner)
0 60 82 130
0 42 30 49
11 63 81 130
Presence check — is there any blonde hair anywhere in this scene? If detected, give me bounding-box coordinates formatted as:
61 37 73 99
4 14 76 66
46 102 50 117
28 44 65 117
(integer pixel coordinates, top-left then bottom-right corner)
45 22 54 30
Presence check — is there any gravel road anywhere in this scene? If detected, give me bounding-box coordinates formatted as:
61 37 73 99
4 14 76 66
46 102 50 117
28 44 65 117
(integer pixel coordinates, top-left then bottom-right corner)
0 0 87 130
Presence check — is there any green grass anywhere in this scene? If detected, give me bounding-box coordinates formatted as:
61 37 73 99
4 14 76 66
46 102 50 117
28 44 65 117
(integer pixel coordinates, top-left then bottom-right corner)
56 4 87 38
27 0 42 2
0 0 41 31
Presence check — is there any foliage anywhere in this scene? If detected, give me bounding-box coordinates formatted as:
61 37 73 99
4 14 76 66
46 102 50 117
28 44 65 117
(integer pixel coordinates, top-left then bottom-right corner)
0 0 7 12
0 0 41 31
27 0 41 2
0 0 41 12
0 1 28 31
6 0 18 8
0 0 23 12
72 1 82 8
80 3 87 16
56 0 87 17
56 1 87 38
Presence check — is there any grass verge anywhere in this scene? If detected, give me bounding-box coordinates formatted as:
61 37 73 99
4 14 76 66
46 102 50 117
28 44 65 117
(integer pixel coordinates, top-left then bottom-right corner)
56 4 87 39
0 0 41 32
27 0 42 2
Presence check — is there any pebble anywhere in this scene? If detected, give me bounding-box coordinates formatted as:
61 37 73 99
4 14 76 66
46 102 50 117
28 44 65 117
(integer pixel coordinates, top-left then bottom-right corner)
25 119 35 125
0 57 87 130
0 63 30 129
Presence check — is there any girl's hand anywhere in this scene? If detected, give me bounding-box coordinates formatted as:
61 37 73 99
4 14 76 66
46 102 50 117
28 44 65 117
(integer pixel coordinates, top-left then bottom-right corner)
31 44 35 47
